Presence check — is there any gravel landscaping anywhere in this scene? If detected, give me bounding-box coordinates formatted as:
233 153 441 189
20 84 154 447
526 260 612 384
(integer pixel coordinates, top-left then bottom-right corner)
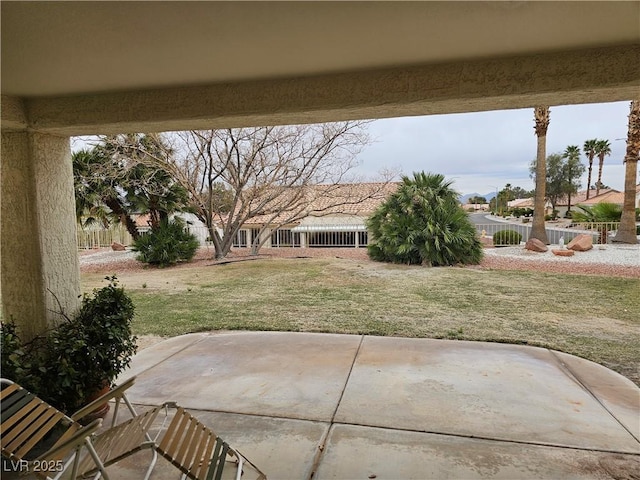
79 244 640 278
481 244 640 278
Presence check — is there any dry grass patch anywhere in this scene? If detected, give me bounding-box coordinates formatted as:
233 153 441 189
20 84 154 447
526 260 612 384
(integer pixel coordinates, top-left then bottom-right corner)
82 257 640 384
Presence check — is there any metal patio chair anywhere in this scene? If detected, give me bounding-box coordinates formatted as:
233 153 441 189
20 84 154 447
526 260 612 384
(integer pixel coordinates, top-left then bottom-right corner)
1 378 267 480
1 377 159 479
74 401 267 480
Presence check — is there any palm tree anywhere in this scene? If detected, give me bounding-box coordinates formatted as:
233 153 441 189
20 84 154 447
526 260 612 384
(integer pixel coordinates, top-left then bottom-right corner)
583 139 598 199
531 106 550 244
562 145 581 214
614 100 639 244
594 139 611 196
367 172 482 266
73 149 141 240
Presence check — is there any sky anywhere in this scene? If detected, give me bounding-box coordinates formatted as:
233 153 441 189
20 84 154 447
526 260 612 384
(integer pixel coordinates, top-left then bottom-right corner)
72 100 634 198
354 101 632 197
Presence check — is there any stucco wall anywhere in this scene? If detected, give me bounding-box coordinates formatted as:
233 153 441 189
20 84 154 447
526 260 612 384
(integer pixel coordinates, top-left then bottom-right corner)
1 132 80 339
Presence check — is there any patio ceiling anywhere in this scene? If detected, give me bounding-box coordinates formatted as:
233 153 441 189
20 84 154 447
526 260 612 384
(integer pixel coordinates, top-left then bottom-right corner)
1 1 639 134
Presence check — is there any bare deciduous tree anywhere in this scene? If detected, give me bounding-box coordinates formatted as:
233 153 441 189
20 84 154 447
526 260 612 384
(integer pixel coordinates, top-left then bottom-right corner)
107 122 395 258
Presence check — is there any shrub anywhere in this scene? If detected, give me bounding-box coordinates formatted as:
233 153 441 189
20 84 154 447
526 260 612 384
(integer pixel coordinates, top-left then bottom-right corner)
492 229 522 246
0 277 137 414
133 218 199 267
367 172 483 266
571 203 622 223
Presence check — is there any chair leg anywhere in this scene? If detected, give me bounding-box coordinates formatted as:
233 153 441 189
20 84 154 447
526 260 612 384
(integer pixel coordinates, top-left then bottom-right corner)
142 449 159 480
82 438 110 480
235 455 244 480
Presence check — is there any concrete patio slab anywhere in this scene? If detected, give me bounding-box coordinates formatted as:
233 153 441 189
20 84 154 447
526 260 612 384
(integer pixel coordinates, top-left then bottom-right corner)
124 332 208 378
314 424 640 480
334 336 639 453
106 332 639 479
126 331 361 421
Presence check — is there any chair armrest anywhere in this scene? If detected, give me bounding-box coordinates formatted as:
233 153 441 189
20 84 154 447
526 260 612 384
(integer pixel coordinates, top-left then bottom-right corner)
71 376 136 422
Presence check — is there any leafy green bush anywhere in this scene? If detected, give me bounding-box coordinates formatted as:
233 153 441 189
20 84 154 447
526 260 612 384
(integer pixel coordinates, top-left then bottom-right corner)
510 207 533 218
0 277 137 414
133 218 199 267
492 230 522 246
367 172 483 266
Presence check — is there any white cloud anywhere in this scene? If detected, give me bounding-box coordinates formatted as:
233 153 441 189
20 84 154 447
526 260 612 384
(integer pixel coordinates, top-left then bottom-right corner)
358 101 632 194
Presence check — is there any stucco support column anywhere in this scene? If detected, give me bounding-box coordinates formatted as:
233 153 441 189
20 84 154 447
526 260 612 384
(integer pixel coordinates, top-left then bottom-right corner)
1 132 80 340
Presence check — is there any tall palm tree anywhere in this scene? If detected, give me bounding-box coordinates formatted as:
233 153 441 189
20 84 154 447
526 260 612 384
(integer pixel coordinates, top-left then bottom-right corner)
614 100 639 244
562 145 581 214
594 139 611 196
583 139 598 199
531 106 550 244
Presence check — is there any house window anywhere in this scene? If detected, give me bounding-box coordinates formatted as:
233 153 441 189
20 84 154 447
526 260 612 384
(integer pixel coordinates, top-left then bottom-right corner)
249 228 261 247
308 231 358 247
271 229 301 247
232 229 248 247
358 231 368 246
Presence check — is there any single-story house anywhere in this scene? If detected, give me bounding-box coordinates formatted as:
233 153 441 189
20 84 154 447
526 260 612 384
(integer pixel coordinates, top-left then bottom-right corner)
225 182 399 249
555 188 619 217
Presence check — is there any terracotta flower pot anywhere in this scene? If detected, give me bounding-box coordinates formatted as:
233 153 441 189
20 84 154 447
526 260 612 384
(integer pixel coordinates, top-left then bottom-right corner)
80 383 111 424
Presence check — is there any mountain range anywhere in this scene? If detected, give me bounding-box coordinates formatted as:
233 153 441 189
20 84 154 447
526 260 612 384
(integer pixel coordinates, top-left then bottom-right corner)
459 192 496 204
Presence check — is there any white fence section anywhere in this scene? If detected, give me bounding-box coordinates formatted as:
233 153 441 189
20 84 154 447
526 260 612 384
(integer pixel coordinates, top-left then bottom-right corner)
77 221 622 250
474 222 620 246
77 224 134 249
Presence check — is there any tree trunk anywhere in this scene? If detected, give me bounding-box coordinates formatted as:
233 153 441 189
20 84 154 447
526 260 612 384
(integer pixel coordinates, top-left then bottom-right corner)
596 156 604 197
207 225 225 259
586 161 593 200
104 197 139 240
613 100 639 244
250 239 260 256
531 107 550 244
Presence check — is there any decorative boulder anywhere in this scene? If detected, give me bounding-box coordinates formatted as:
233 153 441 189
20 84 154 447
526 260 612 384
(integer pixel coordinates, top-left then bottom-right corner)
525 238 548 252
111 242 126 251
567 234 593 252
479 236 494 247
552 249 575 257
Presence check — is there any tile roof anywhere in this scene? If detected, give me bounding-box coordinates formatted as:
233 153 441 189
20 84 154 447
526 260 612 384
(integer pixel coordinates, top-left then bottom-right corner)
507 198 534 208
240 182 400 226
578 190 625 205
557 189 618 206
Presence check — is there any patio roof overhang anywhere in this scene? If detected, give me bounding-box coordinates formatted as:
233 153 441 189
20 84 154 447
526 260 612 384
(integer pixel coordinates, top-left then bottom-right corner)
1 1 639 339
292 217 368 233
2 2 639 135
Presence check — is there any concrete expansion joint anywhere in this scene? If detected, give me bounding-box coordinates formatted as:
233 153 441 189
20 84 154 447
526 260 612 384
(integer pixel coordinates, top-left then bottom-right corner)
329 420 640 456
548 350 640 444
307 334 365 480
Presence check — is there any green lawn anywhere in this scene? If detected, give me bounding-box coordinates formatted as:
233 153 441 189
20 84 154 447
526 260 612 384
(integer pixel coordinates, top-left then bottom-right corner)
82 257 640 385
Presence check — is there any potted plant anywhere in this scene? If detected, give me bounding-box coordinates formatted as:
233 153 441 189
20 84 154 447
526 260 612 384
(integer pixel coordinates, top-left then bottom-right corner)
1 276 137 417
